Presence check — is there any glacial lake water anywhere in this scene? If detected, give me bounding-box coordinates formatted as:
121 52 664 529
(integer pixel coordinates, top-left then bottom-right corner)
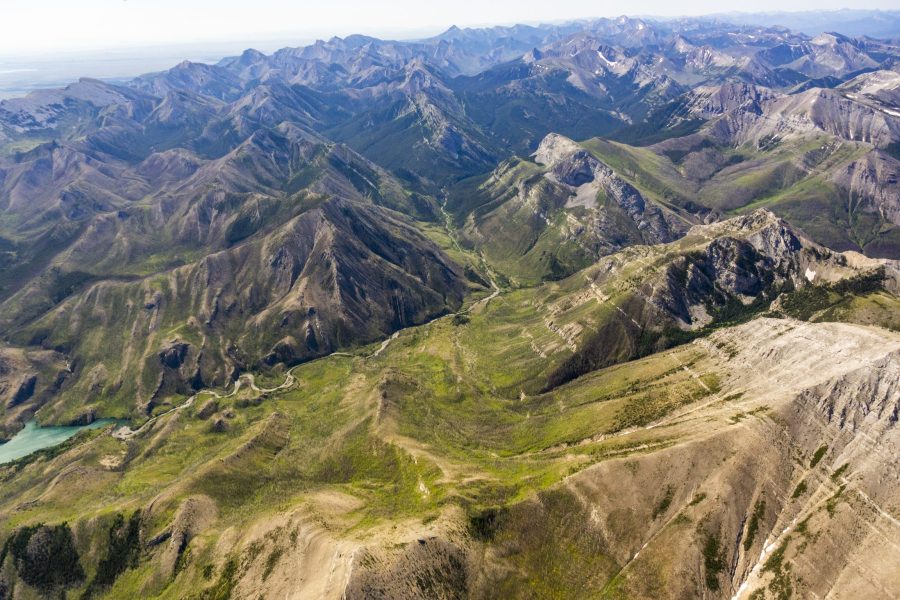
0 419 117 464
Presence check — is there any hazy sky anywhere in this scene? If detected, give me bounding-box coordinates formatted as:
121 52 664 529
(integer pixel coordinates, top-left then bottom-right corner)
2 0 898 55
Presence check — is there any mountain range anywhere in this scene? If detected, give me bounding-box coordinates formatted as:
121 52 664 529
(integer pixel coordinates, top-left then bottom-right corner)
1 12 899 600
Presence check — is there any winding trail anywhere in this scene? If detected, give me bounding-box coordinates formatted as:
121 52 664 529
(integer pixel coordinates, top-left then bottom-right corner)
113 378 245 440
468 272 500 311
439 191 501 311
243 370 297 394
370 331 399 359
112 325 407 440
114 199 497 442
669 352 712 393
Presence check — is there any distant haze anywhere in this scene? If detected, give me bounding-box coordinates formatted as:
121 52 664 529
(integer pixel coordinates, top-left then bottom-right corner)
1 4 898 99
0 39 315 99
2 1 899 55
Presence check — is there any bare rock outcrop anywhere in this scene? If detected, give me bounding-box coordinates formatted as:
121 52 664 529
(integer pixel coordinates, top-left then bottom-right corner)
535 133 687 246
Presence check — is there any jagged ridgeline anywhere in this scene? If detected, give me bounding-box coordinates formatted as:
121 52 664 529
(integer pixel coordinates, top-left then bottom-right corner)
1 13 900 600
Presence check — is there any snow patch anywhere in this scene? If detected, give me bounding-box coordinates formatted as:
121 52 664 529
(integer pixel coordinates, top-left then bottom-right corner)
596 50 618 67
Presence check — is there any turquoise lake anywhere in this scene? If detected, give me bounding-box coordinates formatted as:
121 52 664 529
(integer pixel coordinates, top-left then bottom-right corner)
0 419 117 464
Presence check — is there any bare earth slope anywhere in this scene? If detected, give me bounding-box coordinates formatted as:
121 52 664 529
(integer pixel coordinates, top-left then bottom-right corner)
1 209 898 599
1 16 900 600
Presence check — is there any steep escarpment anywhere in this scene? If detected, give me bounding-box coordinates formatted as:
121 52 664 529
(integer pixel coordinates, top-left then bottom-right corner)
1 232 898 599
0 124 428 328
1 17 900 600
455 133 691 283
42 316 899 599
543 208 882 389
343 319 900 599
829 150 900 255
578 80 900 257
682 82 778 120
7 197 465 424
0 346 68 439
710 87 900 149
536 133 686 245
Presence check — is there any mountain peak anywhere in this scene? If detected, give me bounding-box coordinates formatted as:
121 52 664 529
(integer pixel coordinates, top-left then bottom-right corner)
438 24 465 39
239 48 267 63
533 132 582 166
2 17 900 600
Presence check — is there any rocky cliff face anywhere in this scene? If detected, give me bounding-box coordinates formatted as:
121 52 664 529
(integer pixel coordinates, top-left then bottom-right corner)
1 210 897 599
1 18 900 600
340 318 900 599
545 209 888 388
830 150 900 226
0 346 67 438
537 134 686 244
684 82 777 119
710 87 900 149
453 133 693 284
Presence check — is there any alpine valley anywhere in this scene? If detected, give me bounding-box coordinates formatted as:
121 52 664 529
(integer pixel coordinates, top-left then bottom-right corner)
1 12 900 600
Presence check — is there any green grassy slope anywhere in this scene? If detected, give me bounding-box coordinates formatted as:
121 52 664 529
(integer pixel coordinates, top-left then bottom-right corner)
1 201 897 599
1 237 894 597
0 265 722 599
580 135 899 256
